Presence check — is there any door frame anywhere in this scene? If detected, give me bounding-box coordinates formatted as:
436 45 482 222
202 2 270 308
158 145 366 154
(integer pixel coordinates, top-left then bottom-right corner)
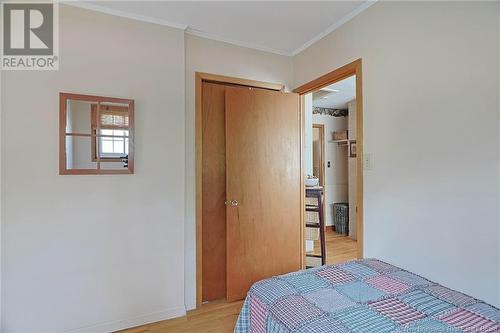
312 123 326 230
195 72 302 307
312 124 325 187
294 58 364 260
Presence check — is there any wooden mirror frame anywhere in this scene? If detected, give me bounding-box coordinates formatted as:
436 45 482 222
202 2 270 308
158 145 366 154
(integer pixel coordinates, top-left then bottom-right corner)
59 92 135 175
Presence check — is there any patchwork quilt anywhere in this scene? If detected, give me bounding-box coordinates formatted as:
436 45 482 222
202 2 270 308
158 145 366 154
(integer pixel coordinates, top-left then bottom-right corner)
234 259 500 333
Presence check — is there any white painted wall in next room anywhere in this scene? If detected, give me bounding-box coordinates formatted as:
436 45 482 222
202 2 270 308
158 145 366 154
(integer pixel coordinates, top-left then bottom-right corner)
311 113 348 227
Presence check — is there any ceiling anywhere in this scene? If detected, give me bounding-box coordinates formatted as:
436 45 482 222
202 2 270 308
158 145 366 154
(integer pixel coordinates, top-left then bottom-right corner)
70 1 375 56
312 75 355 109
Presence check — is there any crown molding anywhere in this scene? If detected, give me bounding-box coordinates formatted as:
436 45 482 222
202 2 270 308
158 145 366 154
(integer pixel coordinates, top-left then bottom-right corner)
62 0 377 58
61 1 189 30
291 0 378 56
185 28 292 57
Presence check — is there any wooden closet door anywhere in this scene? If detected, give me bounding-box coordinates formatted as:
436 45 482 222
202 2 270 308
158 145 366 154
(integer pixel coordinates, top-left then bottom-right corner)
225 86 302 301
202 82 227 301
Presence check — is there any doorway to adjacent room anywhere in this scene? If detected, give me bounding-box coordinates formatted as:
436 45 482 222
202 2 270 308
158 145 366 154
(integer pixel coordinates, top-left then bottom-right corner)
295 59 364 267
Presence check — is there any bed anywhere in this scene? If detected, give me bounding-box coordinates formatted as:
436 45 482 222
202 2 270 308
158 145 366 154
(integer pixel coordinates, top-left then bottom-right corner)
234 259 500 333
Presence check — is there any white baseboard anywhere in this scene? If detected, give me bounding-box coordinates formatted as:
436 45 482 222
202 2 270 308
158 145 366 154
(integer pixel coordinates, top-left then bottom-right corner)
63 307 186 333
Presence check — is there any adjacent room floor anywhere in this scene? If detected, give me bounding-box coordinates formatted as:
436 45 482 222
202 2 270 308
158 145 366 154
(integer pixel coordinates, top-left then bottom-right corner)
311 228 358 265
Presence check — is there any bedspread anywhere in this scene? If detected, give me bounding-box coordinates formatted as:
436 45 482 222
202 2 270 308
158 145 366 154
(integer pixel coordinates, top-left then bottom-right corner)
234 259 500 333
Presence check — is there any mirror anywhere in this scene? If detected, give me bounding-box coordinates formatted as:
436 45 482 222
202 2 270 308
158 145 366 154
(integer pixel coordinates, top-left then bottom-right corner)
60 93 134 175
312 125 324 186
66 100 94 134
65 135 97 170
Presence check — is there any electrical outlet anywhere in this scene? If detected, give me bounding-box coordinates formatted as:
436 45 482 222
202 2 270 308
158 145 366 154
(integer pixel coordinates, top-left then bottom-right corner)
364 153 373 171
327 161 331 168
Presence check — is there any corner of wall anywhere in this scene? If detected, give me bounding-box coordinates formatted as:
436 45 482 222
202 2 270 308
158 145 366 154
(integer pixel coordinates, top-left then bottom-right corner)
183 30 197 312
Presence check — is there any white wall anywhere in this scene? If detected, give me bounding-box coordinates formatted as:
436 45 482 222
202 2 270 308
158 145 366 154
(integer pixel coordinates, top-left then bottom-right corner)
294 1 500 306
304 94 314 252
304 94 313 176
1 5 186 332
184 34 293 310
311 113 348 226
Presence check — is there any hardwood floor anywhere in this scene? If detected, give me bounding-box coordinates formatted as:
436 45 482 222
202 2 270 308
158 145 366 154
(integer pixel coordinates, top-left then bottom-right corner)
119 229 357 333
118 300 243 333
311 228 358 265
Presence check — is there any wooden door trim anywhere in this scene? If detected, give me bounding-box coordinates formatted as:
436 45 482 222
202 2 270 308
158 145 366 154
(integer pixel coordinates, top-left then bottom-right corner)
294 58 364 260
196 72 288 307
312 124 325 187
197 72 285 91
312 123 326 228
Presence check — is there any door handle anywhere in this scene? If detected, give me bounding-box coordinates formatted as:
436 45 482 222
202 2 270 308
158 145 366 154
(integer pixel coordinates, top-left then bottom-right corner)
225 200 239 207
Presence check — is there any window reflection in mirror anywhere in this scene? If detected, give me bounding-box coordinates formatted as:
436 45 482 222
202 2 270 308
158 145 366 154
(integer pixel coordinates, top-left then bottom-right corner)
60 93 134 175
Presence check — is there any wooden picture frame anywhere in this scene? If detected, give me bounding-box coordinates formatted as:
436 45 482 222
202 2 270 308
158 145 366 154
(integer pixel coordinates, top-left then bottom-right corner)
59 92 135 175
